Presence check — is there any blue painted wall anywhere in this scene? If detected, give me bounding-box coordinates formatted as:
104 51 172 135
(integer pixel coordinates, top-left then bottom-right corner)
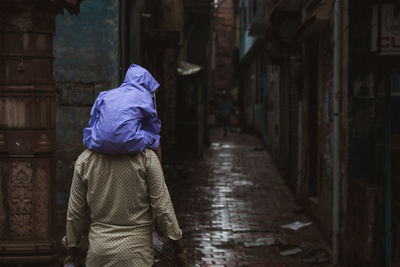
238 0 271 147
240 31 256 60
239 0 264 60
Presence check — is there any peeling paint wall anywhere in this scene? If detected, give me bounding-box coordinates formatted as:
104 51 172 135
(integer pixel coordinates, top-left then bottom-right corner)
53 0 120 223
54 0 119 84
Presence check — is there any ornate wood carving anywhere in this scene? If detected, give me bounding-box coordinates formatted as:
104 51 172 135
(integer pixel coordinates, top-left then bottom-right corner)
0 0 82 263
0 134 5 150
9 161 33 240
38 134 51 150
0 165 6 239
34 160 49 239
0 96 56 131
0 4 57 34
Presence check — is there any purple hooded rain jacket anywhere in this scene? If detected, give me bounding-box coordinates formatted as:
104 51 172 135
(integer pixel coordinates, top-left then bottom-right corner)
83 64 161 154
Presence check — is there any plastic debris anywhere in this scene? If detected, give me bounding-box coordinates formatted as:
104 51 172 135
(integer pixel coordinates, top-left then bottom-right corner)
177 61 202 76
153 232 164 251
280 247 302 256
244 236 276 247
256 237 276 246
281 221 312 231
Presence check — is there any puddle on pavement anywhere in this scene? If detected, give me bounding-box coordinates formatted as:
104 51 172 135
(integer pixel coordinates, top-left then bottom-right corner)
220 144 238 148
211 142 221 147
210 142 244 149
215 186 233 193
220 162 231 166
216 152 232 157
233 180 255 186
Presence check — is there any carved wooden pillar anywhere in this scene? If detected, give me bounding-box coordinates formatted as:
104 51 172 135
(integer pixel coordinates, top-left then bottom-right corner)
0 1 64 264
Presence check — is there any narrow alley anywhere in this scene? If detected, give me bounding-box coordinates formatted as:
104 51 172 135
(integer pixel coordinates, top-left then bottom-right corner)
1 0 398 266
163 129 330 267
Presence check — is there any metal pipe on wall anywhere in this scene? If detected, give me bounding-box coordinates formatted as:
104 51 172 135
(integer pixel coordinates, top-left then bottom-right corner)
385 75 392 267
333 0 343 264
296 101 303 202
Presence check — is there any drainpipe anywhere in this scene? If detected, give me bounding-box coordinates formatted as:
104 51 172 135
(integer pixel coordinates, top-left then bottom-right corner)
296 101 303 201
333 0 343 264
385 76 392 267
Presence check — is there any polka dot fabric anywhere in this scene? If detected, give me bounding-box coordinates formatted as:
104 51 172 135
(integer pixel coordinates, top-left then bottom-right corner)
66 149 182 267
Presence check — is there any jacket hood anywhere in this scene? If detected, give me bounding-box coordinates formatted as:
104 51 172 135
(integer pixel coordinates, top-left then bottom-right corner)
122 64 160 93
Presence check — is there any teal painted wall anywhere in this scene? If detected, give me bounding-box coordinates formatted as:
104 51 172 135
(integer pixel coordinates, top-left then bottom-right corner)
239 0 263 60
240 29 256 60
54 0 119 85
53 0 120 220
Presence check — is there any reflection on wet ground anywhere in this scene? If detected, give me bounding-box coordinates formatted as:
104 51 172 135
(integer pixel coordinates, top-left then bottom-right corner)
159 128 330 267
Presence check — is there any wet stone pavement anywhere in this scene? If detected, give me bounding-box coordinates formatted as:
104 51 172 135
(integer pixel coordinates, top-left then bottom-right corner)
158 129 331 267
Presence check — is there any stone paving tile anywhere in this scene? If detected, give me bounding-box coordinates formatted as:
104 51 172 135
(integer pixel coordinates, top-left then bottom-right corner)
161 129 331 267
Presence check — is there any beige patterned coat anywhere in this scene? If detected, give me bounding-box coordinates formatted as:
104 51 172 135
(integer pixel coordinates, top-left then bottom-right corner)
65 149 182 267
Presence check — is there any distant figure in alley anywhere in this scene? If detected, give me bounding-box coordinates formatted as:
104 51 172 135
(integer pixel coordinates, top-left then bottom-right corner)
220 93 233 137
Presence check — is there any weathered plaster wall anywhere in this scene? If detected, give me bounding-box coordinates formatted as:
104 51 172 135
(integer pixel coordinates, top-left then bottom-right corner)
53 0 119 220
54 0 119 84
